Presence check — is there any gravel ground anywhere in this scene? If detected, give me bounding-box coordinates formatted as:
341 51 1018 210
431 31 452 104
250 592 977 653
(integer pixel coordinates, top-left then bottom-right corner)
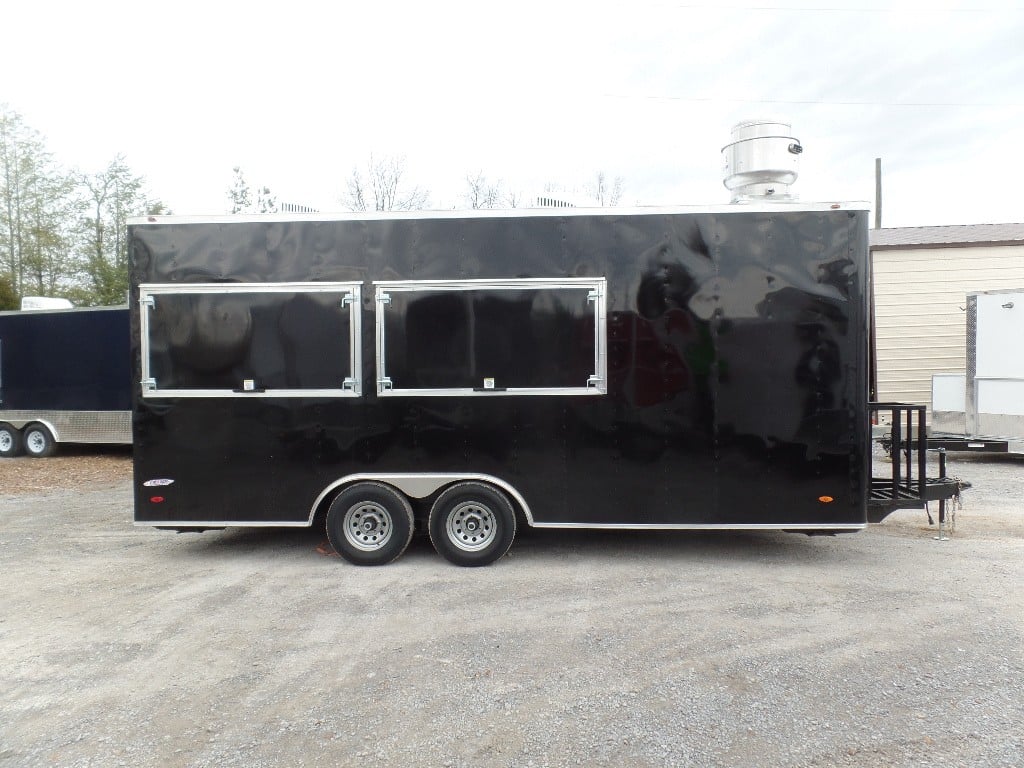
0 450 1021 768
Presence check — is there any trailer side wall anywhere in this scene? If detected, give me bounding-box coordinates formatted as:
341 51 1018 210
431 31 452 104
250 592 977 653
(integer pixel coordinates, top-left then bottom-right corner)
130 209 870 528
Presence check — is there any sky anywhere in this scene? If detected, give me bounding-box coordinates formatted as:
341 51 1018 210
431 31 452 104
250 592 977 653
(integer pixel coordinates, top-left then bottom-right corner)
2 0 1023 227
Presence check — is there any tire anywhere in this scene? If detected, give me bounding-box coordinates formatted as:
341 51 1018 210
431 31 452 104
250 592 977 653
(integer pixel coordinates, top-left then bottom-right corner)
23 424 56 458
428 482 516 567
0 424 23 458
325 482 414 566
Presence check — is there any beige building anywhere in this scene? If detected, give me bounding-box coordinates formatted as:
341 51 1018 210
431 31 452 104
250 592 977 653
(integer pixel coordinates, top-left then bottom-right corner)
870 223 1024 408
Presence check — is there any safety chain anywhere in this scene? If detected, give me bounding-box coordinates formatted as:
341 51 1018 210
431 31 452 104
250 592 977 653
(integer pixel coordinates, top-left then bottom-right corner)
925 477 965 536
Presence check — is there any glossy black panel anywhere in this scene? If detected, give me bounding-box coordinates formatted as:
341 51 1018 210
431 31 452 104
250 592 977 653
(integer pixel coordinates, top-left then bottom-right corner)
386 287 594 390
0 307 130 411
147 290 351 392
130 210 870 527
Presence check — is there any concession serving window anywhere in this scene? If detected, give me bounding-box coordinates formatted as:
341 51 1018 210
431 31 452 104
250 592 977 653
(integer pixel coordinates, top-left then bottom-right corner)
374 277 607 397
138 282 362 398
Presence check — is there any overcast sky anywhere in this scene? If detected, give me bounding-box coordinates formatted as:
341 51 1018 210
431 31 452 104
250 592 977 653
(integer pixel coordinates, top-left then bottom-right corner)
2 0 1023 227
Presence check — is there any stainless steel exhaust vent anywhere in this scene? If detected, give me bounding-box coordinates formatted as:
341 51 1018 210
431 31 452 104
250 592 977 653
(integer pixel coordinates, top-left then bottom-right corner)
722 120 803 202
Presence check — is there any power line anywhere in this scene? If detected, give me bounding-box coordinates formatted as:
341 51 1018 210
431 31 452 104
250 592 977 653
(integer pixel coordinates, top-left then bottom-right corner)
603 93 1024 108
657 3 1024 11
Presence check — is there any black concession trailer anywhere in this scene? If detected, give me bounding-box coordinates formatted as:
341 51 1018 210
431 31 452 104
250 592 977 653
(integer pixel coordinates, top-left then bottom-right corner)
0 306 131 458
128 205 958 566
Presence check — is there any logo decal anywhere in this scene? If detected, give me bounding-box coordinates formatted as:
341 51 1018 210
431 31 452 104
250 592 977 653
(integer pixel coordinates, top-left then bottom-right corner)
143 478 175 487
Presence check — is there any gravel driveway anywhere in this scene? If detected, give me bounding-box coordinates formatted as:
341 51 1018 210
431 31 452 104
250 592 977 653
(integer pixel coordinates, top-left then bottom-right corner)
0 450 1021 767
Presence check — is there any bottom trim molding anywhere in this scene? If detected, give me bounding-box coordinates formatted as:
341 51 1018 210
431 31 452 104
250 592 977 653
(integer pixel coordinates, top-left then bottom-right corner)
136 520 866 531
529 522 867 531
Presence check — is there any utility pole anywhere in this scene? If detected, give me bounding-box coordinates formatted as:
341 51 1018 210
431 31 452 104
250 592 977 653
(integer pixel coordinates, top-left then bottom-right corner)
874 157 882 229
870 157 882 404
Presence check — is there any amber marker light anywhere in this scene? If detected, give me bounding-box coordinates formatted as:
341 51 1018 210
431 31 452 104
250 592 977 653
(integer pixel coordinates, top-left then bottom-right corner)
818 495 834 503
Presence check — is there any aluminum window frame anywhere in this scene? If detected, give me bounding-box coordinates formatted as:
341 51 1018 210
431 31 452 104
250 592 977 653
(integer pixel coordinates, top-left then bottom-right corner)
138 282 363 399
374 277 607 397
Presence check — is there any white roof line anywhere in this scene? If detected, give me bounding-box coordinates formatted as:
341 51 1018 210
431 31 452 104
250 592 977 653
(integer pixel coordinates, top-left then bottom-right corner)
129 201 870 226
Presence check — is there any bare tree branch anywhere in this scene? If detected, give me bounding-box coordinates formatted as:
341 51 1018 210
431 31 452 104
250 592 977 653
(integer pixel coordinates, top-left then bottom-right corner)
342 154 429 212
465 171 501 209
590 171 625 206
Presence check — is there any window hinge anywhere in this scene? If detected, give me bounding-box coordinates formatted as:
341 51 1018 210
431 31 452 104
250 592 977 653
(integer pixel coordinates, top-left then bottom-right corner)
587 375 604 389
378 377 393 391
341 293 356 308
588 288 602 302
141 378 157 392
378 292 391 307
342 377 359 392
140 295 155 309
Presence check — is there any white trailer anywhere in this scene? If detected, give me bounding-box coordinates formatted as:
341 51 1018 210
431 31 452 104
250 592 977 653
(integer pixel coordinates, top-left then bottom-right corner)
931 289 1024 453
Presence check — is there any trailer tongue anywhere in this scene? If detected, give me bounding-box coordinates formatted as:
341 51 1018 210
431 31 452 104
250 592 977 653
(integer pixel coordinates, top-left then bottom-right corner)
867 403 966 524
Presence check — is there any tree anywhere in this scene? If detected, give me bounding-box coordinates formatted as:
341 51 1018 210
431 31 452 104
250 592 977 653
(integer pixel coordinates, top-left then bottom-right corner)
227 167 277 214
228 166 251 213
465 172 501 210
591 171 624 206
342 154 429 212
21 169 80 297
0 105 81 301
0 273 16 310
79 156 166 305
1 106 167 306
255 186 277 214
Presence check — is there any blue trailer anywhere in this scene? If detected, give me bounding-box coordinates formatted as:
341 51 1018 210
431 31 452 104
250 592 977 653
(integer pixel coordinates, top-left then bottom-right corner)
0 306 131 457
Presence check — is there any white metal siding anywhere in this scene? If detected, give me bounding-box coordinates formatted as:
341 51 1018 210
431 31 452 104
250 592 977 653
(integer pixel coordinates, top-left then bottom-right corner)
872 244 1024 408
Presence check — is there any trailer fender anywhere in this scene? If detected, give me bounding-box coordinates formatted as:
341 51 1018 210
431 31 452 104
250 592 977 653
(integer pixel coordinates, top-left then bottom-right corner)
20 418 61 442
0 416 60 438
309 473 533 527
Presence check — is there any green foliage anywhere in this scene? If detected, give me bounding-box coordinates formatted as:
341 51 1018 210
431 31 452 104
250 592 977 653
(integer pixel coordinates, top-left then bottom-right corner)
0 105 167 307
228 167 276 214
228 166 250 213
79 155 162 305
0 273 17 310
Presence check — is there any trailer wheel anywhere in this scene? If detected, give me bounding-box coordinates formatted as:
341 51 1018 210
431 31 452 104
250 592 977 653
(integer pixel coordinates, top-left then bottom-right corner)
325 482 414 566
0 424 23 458
23 424 56 458
429 482 516 567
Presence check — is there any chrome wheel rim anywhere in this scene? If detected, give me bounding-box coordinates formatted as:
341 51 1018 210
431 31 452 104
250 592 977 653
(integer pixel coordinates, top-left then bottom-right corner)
26 431 46 454
445 501 497 552
0 432 12 452
343 502 393 552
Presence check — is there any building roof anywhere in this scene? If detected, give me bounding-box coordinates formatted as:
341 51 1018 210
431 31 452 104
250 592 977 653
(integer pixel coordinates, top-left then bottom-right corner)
869 223 1024 250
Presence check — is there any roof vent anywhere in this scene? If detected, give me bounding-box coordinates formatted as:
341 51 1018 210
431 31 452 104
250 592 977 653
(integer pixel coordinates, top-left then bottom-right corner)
21 296 74 310
722 120 802 202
